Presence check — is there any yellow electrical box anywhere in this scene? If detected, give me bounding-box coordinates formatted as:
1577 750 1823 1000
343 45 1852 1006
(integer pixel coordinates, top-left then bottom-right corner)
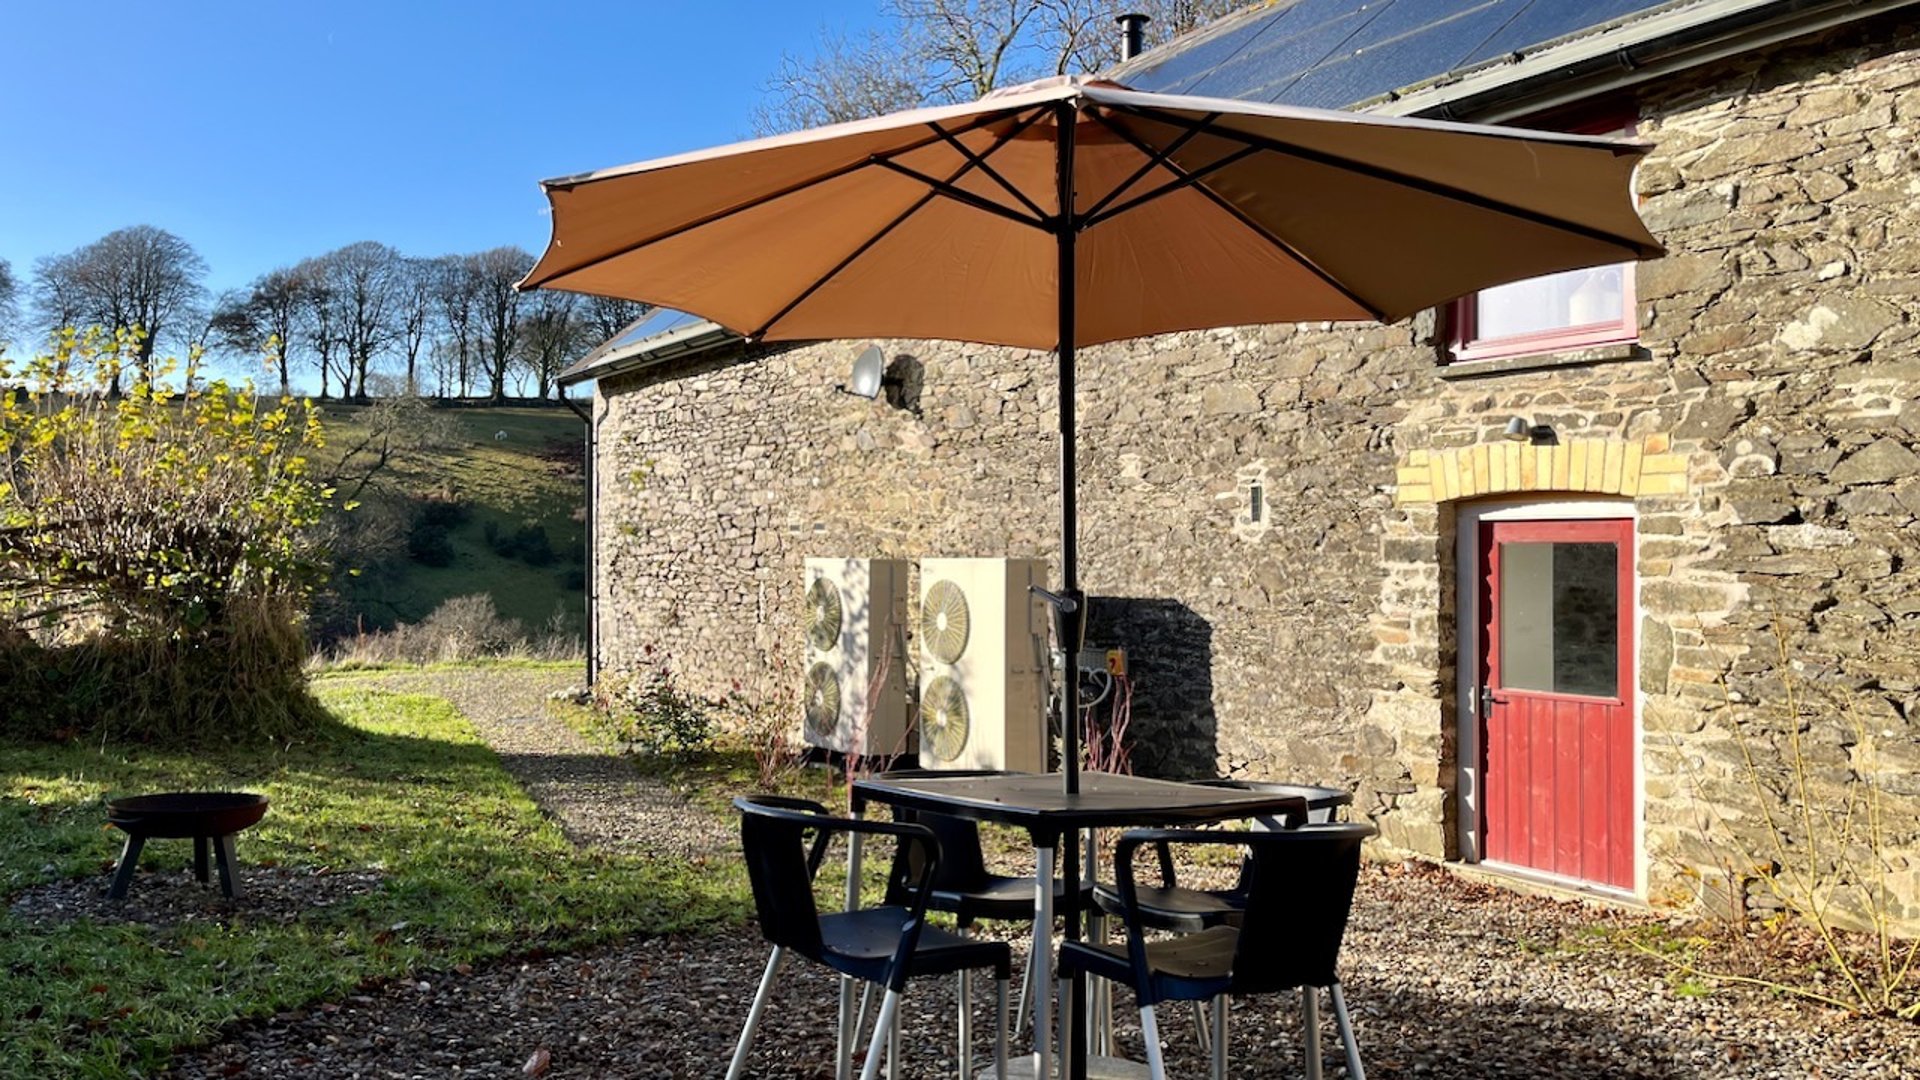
1106 648 1127 677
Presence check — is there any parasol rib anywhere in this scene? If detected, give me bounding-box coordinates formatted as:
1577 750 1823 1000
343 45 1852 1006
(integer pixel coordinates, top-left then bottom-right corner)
1106 101 1662 259
1079 143 1261 229
521 106 1032 292
870 158 1050 229
1077 113 1216 224
928 122 1050 222
750 112 1051 341
1088 111 1388 322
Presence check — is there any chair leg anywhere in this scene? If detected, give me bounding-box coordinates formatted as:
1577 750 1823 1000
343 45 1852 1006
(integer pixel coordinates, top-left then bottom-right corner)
725 946 785 1080
1139 1004 1167 1080
1192 999 1211 1056
838 976 858 1080
1330 982 1366 1080
1302 986 1324 1080
957 927 973 1079
888 997 903 1080
859 989 904 1080
1014 944 1037 1037
995 973 1010 1080
1209 996 1228 1080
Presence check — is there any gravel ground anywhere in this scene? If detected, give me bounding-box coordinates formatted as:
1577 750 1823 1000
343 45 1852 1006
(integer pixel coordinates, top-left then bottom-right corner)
152 669 1919 1079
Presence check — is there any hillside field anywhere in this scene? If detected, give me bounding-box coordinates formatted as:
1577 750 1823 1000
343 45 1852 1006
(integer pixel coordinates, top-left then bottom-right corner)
313 402 589 638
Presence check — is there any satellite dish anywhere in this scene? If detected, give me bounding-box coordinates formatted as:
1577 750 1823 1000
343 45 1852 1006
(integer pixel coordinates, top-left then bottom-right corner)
847 345 886 399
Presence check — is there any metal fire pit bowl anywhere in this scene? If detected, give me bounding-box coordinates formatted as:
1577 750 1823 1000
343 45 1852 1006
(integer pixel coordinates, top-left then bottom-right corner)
105 792 269 900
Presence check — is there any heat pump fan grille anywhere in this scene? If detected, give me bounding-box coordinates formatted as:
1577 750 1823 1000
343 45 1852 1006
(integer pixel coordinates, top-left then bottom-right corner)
921 675 971 763
920 580 971 665
807 578 843 652
804 662 842 739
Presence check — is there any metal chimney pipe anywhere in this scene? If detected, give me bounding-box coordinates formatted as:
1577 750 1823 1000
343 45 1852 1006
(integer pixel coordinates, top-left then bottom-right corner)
1116 12 1150 60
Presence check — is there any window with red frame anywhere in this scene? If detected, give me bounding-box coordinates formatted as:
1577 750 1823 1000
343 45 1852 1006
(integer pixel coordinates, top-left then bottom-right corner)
1448 116 1641 364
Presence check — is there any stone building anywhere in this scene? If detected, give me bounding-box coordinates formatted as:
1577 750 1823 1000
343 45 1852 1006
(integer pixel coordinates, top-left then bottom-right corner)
561 0 1920 926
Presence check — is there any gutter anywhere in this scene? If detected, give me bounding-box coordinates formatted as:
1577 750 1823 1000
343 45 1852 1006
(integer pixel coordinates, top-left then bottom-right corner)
563 391 599 685
1368 0 1920 122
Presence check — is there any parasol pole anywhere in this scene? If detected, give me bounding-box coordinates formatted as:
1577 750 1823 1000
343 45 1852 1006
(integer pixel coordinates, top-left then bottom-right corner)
1053 99 1084 798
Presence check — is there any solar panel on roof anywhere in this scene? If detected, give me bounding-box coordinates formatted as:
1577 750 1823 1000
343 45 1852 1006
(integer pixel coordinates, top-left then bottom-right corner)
1186 0 1384 100
1463 0 1663 64
1122 0 1672 110
607 306 704 349
1278 1 1520 107
1123 7 1287 95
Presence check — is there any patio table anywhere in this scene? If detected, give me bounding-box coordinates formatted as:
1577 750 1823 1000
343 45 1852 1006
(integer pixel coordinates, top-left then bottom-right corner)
850 771 1310 1080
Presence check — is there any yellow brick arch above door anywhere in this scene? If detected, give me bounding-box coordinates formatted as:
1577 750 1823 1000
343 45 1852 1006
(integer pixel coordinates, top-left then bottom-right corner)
1394 434 1688 505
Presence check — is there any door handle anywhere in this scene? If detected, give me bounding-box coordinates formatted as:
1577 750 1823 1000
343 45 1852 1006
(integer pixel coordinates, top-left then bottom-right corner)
1478 685 1499 716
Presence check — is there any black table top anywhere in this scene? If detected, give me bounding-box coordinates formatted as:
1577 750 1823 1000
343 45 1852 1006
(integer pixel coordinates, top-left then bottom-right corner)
852 771 1308 841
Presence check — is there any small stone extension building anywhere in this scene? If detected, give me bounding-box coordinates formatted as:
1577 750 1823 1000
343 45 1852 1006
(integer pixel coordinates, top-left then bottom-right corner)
564 0 1920 928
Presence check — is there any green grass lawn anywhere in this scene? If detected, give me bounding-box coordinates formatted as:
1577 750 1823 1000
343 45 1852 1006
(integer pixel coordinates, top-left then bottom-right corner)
316 404 588 632
0 679 743 1079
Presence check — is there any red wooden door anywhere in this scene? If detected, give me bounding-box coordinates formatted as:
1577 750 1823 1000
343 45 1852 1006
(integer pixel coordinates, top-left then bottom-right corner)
1478 518 1634 890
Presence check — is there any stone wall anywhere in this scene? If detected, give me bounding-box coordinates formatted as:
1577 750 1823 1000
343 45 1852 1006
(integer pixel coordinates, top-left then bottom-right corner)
591 17 1920 925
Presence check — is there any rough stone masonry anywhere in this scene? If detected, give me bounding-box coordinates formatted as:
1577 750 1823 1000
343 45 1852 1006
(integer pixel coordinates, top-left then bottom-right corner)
590 16 1920 929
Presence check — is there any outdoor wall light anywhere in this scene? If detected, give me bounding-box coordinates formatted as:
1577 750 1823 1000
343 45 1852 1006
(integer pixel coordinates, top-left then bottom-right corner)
1501 416 1556 444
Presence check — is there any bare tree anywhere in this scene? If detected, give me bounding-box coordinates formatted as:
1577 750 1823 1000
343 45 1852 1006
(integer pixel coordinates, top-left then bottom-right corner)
516 290 592 400
30 226 208 391
320 242 402 401
753 28 929 135
757 1 1251 131
292 256 347 399
577 294 653 345
894 0 1045 101
0 257 17 347
394 257 438 394
30 252 90 335
210 266 312 396
432 254 482 397
470 247 534 404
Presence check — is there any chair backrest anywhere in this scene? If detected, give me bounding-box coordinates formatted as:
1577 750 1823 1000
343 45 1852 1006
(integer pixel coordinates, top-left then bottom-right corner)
735 793 944 966
1231 822 1375 993
874 768 1012 899
1194 779 1354 828
735 795 834 960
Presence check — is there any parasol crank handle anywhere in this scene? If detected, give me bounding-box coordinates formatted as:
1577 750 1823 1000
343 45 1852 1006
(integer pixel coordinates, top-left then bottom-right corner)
1029 584 1078 614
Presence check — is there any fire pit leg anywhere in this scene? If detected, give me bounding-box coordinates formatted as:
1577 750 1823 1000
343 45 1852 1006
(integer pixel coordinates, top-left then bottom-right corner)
194 836 211 884
213 833 240 898
107 835 146 900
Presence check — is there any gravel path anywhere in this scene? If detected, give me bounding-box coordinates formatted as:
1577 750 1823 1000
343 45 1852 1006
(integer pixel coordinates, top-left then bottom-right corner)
159 669 1919 1079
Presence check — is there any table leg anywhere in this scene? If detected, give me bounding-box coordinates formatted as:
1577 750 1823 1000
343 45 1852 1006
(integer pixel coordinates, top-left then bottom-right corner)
839 824 866 1080
1064 828 1085 1080
1034 843 1054 1080
194 836 210 883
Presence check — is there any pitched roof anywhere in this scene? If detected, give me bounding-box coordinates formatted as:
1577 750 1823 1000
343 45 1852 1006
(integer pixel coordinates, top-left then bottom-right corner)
1112 0 1689 110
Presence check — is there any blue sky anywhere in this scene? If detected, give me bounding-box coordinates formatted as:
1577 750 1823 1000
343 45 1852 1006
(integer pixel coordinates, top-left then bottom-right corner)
1 1 881 298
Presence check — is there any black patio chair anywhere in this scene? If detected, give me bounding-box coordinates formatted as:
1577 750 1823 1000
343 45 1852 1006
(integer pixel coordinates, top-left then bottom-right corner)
1059 822 1377 1080
1088 781 1351 932
878 768 1092 1041
725 794 1010 1080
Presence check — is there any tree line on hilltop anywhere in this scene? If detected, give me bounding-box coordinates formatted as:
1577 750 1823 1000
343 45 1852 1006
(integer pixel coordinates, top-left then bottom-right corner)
0 229 647 402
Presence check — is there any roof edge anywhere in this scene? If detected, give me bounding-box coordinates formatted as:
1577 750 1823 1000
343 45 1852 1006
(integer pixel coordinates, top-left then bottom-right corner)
1364 0 1920 122
558 316 743 386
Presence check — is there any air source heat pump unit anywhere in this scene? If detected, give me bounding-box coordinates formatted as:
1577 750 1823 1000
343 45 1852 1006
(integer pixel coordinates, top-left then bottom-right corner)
802 558 911 758
917 558 1050 772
